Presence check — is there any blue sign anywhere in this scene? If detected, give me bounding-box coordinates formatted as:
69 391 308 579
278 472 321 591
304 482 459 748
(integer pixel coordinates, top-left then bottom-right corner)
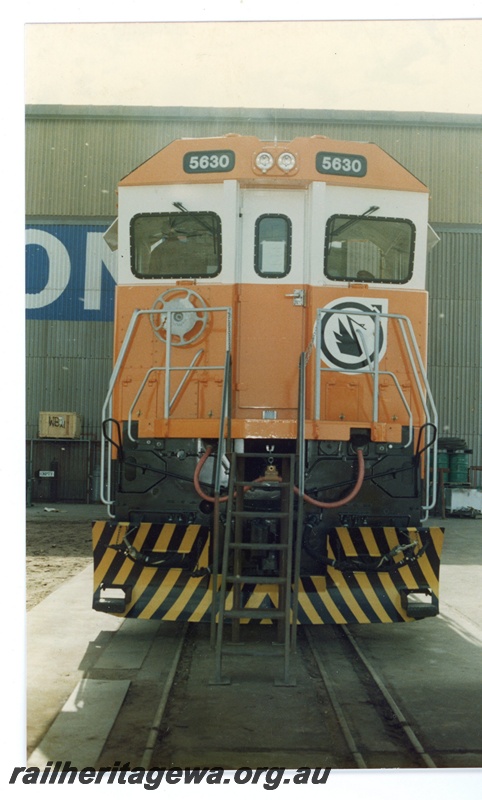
26 224 117 321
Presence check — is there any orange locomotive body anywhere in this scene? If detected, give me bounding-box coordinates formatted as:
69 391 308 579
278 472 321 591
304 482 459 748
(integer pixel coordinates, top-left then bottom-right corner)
93 134 443 628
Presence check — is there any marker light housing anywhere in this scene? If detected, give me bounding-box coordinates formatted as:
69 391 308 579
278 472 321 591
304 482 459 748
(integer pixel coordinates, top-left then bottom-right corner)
255 152 275 172
277 152 297 172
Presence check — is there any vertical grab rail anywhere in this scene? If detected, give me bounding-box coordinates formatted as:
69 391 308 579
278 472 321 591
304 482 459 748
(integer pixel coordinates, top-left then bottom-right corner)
210 307 232 645
163 311 173 420
372 309 381 423
211 310 232 644
210 348 233 646
291 350 307 651
159 305 231 423
213 308 233 498
101 308 148 515
213 351 233 495
395 316 438 517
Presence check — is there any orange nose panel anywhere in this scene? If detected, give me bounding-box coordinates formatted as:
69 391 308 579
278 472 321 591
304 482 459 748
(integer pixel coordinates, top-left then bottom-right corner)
236 284 305 416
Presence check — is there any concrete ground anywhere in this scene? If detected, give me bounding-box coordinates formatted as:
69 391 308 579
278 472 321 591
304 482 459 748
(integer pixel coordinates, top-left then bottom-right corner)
344 515 482 767
26 501 110 523
17 507 482 784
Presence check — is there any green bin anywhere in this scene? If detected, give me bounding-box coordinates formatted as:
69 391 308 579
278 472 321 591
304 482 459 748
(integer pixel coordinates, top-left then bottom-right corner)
438 450 449 471
449 451 469 484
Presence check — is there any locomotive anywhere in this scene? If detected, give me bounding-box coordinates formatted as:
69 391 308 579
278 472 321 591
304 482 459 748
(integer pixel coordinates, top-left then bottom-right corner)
93 133 443 646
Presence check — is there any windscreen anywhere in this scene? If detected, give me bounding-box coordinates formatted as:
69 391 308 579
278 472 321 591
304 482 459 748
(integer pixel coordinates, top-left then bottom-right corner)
325 215 415 283
130 212 222 279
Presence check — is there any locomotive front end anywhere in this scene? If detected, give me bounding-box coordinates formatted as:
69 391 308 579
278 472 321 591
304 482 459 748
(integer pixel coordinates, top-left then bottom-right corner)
92 133 443 629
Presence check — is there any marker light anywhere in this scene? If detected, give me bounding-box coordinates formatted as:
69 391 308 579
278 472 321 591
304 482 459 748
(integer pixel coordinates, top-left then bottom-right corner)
255 151 275 172
277 152 297 172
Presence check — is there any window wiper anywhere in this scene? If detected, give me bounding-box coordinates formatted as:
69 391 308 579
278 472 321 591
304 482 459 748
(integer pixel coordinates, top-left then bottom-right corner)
331 206 380 237
173 202 215 235
173 201 218 255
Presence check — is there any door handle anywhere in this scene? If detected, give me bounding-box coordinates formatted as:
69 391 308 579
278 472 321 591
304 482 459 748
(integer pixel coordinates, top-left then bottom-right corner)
285 289 306 307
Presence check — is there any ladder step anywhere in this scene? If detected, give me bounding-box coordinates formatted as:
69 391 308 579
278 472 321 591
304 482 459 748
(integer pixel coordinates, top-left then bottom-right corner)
227 575 288 584
229 542 288 550
224 608 286 619
210 448 299 683
221 647 288 658
231 511 290 519
234 480 293 488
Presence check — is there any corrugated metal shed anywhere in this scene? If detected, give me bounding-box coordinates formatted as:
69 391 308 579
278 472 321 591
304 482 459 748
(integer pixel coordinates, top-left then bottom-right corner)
27 439 97 503
26 321 113 440
427 227 482 468
26 106 482 224
25 106 482 499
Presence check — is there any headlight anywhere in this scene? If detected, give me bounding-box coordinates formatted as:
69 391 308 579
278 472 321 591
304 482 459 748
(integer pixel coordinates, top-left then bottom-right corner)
277 152 297 172
255 151 275 172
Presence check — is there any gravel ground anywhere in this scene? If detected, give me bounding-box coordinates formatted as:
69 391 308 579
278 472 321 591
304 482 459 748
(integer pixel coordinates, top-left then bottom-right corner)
26 505 102 611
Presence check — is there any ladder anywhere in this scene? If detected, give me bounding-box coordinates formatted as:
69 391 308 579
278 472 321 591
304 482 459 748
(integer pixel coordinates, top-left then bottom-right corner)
211 452 297 686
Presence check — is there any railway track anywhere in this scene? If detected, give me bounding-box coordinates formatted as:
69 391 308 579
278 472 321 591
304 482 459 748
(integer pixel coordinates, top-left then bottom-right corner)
304 626 436 769
144 624 437 769
29 619 438 770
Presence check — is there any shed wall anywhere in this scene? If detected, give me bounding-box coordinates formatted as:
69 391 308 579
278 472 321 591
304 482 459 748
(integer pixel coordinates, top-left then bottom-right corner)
427 227 482 468
26 107 482 224
26 320 113 440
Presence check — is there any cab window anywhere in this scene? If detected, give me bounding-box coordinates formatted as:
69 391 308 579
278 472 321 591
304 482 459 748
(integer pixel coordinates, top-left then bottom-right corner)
254 214 292 277
324 214 415 283
130 212 222 278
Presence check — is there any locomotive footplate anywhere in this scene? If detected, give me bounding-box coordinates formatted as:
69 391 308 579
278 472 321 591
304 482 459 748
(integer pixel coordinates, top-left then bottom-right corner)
92 520 211 616
92 521 444 623
298 525 444 623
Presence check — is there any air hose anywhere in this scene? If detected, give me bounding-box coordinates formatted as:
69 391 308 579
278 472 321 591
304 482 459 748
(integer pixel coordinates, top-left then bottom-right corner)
296 448 365 508
193 445 365 508
194 445 282 504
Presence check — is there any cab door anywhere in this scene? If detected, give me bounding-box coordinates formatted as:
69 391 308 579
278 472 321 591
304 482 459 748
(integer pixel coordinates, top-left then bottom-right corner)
236 189 307 417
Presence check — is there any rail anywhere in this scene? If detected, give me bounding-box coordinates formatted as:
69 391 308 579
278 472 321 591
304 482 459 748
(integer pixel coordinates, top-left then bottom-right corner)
306 626 438 768
100 305 232 514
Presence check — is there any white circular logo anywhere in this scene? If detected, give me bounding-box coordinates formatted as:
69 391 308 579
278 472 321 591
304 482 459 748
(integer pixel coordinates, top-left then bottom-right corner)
320 298 388 371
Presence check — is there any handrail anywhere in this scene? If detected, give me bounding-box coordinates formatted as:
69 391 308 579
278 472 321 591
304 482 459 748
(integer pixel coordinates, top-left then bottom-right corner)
127 352 227 443
297 344 366 510
209 348 232 648
395 315 438 517
297 351 307 501
318 366 414 448
292 350 307 649
100 305 232 513
314 307 438 518
214 350 233 496
100 308 153 513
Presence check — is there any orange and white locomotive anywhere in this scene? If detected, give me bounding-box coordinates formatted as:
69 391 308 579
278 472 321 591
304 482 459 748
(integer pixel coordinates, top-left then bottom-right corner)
93 133 443 631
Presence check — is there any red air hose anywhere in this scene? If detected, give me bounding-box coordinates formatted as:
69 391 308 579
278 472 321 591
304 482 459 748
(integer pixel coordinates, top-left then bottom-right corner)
193 445 365 508
194 445 229 504
295 448 365 508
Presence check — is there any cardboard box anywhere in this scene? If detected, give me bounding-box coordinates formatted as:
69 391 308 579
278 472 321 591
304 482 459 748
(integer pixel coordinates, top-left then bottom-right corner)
39 412 82 439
